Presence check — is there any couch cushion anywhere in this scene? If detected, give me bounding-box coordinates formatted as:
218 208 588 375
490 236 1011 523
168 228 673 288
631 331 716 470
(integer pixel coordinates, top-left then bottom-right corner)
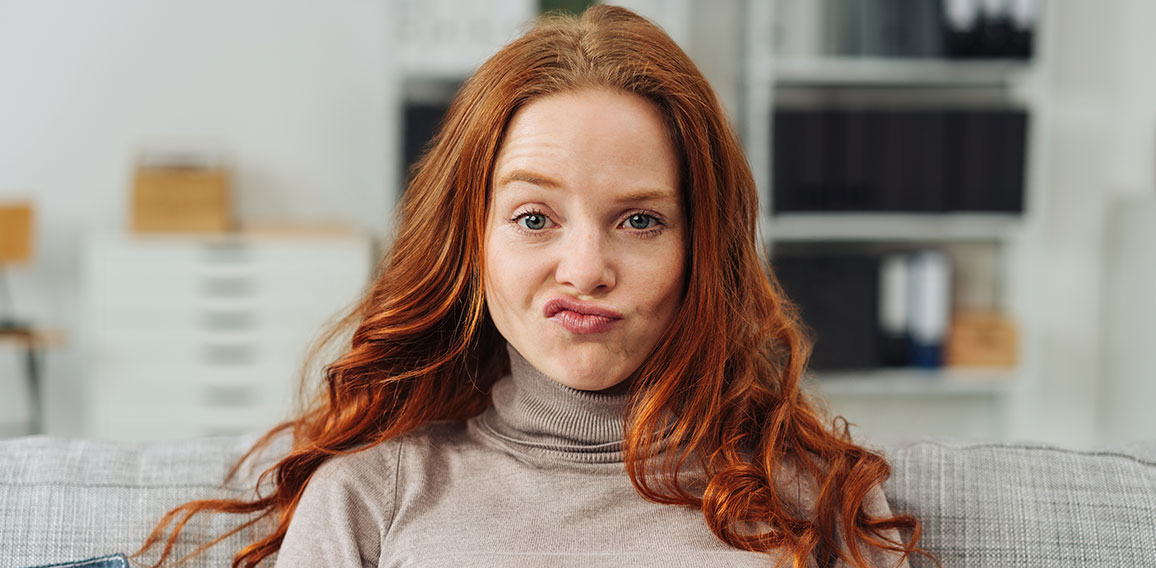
0 435 284 568
4 435 1154 567
883 440 1156 567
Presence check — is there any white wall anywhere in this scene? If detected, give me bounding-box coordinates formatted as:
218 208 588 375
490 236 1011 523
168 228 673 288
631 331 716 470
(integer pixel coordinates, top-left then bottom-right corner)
1035 0 1156 446
0 0 396 435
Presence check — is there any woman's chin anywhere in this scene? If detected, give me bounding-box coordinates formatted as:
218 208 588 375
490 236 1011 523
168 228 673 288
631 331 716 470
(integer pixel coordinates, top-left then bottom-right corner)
544 358 631 392
519 341 639 392
558 374 629 393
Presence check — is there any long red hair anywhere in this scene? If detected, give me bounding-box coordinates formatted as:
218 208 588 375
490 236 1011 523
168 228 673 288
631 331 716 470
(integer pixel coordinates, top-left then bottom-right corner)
142 5 928 567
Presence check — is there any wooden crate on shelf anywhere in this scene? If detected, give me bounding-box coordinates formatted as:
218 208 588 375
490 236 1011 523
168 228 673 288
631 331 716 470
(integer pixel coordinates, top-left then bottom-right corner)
946 311 1018 368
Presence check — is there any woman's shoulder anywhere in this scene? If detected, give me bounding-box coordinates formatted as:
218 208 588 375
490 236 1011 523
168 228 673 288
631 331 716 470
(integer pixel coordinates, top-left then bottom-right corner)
285 422 471 555
311 439 402 487
296 440 405 523
309 421 469 487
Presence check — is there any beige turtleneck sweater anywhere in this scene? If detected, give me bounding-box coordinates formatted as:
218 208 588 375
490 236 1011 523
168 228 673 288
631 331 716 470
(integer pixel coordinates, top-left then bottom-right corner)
274 346 908 567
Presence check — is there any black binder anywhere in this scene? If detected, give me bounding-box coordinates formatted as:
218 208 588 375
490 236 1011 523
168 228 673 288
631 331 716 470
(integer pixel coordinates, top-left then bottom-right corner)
773 108 1026 214
773 253 882 371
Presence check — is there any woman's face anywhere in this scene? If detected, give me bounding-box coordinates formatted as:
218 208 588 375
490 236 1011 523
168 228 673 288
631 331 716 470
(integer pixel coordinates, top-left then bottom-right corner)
484 88 686 391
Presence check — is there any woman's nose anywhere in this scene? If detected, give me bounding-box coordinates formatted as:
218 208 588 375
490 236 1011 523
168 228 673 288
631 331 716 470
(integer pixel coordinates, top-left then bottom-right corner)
554 228 616 295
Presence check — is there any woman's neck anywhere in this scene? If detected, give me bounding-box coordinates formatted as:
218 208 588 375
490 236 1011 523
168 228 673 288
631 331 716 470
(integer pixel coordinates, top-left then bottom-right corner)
477 344 631 463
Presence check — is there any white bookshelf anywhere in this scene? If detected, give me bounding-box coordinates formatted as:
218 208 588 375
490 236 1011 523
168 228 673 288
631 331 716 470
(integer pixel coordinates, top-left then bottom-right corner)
773 57 1035 87
745 0 1051 443
764 212 1022 243
813 368 1017 397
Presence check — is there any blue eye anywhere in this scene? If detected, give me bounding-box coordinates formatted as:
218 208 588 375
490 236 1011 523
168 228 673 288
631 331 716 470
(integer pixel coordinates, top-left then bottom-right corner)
516 212 549 230
625 214 657 230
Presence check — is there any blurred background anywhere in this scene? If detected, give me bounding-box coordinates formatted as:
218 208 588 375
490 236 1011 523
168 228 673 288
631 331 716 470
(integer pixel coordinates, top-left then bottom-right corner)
0 0 1153 448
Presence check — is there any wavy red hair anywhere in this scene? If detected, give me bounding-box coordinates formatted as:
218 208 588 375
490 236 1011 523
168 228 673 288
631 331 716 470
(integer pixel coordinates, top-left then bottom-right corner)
141 6 929 567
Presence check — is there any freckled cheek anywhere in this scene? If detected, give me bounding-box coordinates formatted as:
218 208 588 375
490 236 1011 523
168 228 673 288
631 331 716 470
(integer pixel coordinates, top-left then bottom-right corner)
627 247 686 314
644 281 684 323
486 238 549 315
483 237 517 327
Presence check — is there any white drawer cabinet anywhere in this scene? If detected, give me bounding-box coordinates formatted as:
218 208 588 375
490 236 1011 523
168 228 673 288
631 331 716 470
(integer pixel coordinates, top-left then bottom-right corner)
83 233 373 441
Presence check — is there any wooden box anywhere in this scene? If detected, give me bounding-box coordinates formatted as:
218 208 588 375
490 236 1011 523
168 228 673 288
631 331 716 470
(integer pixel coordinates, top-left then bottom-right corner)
946 311 1018 368
131 166 232 233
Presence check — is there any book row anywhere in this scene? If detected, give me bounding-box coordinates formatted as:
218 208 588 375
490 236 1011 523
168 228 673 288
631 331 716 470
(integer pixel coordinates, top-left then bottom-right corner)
772 108 1028 214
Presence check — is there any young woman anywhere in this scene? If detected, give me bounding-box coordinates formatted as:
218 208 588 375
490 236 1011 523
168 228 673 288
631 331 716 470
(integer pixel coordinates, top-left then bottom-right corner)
144 5 927 567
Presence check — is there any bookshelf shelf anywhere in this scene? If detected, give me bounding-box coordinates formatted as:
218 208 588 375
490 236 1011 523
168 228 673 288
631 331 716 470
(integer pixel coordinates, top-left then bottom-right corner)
763 213 1021 243
746 0 1049 442
811 368 1017 397
773 57 1035 88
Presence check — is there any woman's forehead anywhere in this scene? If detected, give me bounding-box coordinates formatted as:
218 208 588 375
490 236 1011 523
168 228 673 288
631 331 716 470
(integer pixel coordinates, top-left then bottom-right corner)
491 89 680 197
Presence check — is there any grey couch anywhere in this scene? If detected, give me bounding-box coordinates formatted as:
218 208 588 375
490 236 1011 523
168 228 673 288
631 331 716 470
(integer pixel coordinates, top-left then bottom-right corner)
0 435 1153 567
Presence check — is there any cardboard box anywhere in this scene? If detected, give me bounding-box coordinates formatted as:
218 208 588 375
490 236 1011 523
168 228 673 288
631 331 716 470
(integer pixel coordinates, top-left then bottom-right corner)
132 166 232 233
0 203 34 263
946 311 1018 368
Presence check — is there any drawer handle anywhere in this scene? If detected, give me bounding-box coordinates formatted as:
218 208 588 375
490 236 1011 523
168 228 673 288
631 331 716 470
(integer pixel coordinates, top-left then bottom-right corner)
202 310 254 331
201 384 257 407
200 242 251 264
202 342 256 365
201 426 248 437
201 276 253 298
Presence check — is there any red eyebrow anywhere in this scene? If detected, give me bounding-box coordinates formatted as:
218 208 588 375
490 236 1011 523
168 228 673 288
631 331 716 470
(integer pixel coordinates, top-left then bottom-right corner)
495 169 679 203
495 169 562 189
615 189 679 203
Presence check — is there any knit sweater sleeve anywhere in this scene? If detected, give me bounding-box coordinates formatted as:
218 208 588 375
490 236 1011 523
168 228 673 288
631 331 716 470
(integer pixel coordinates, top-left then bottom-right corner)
274 442 401 568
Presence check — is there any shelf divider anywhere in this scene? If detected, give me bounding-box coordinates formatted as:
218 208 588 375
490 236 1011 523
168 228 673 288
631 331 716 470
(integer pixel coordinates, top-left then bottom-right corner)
763 212 1021 242
809 367 1018 396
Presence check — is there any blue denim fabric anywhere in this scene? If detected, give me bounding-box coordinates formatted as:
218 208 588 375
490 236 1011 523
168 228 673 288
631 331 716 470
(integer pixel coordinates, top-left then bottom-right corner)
27 554 130 568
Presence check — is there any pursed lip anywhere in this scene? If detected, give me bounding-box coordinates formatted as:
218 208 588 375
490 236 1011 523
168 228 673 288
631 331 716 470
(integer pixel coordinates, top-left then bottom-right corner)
543 297 623 320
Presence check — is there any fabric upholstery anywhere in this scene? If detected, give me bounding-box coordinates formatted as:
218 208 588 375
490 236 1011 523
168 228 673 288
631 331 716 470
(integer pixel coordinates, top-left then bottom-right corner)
883 441 1156 567
0 435 285 568
0 435 1152 567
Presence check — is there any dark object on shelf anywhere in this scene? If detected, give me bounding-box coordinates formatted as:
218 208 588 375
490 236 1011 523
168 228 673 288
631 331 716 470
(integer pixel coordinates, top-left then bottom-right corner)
906 250 952 368
772 246 957 372
942 109 1028 213
772 108 1028 214
942 0 1035 60
877 252 912 367
809 0 1034 60
883 110 948 212
878 332 912 367
1010 16 1034 60
402 102 451 188
773 109 879 211
772 253 881 371
975 11 1014 59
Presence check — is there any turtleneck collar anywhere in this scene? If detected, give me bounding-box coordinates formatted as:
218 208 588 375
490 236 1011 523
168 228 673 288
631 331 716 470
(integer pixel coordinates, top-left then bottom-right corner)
475 344 630 463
